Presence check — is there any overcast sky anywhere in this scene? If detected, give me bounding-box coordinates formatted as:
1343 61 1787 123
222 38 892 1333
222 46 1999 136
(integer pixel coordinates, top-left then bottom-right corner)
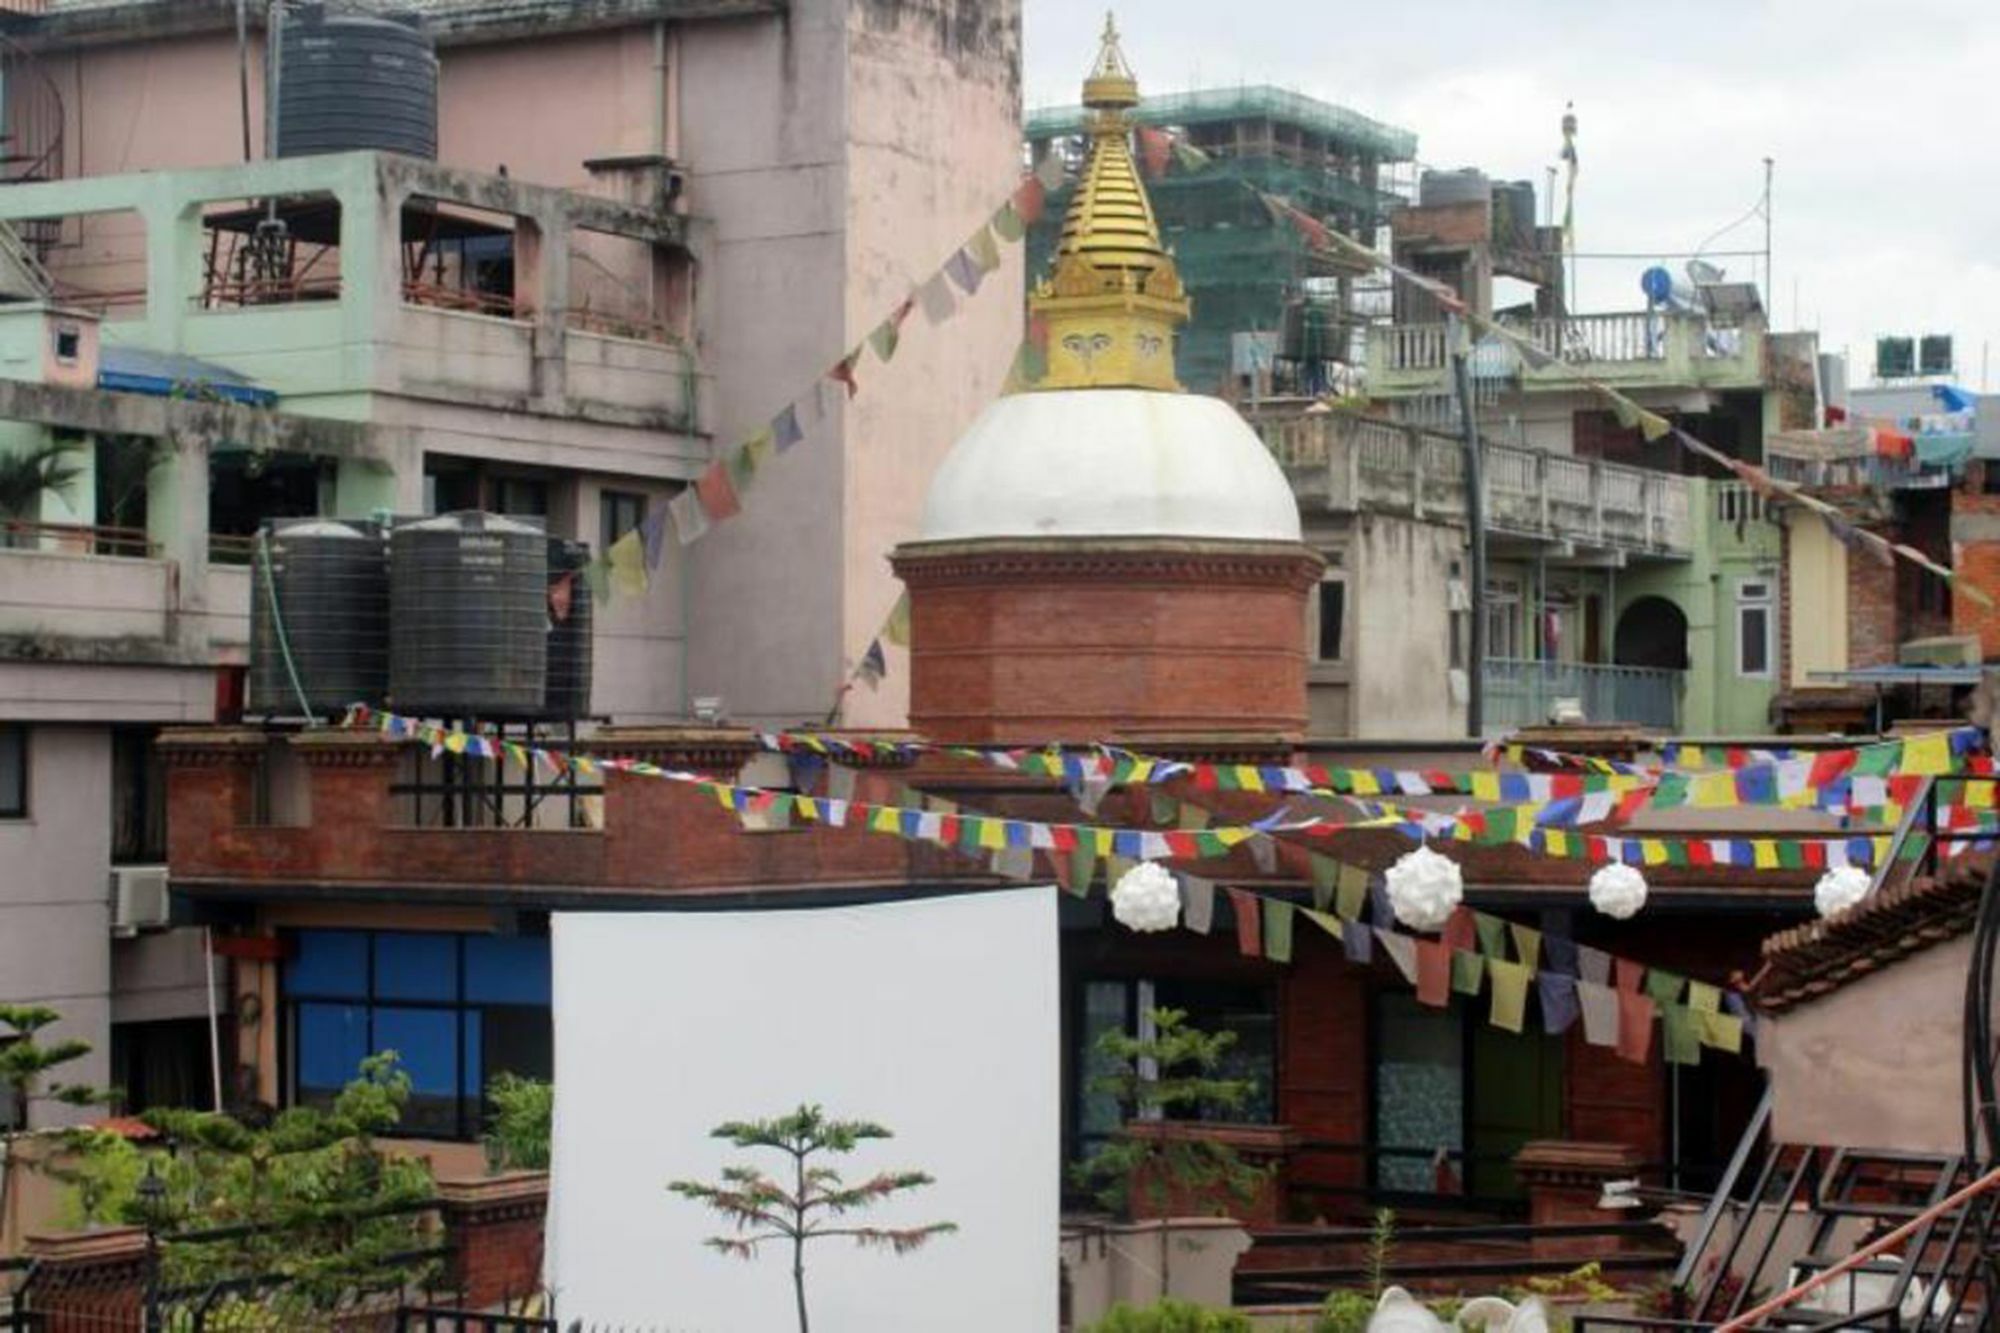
1023 0 2000 391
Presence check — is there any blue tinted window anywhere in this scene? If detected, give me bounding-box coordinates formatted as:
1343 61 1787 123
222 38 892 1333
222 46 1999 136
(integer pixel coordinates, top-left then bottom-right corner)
374 933 456 1002
373 1007 459 1097
465 935 551 1005
462 1011 483 1098
288 931 368 998
297 1002 369 1091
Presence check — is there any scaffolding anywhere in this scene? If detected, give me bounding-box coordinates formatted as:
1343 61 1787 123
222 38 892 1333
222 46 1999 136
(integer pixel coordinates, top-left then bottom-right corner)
1026 86 1417 396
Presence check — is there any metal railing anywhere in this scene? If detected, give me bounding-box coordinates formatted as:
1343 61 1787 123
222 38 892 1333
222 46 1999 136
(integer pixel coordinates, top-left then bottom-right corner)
1484 658 1683 731
0 518 156 557
1371 310 1760 376
1259 411 1693 555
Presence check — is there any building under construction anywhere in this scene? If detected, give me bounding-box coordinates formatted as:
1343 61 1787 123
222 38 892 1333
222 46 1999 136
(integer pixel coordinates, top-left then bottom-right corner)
1025 85 1416 397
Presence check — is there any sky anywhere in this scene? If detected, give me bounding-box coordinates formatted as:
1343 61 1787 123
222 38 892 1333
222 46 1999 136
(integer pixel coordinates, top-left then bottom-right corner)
1022 0 2000 391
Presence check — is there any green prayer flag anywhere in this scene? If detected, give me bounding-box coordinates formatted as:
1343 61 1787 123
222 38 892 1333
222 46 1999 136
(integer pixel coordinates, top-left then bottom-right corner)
1644 968 1686 1008
583 557 612 606
1474 912 1508 959
1336 864 1369 922
1854 741 1900 778
1488 959 1531 1034
1776 841 1804 871
1451 949 1486 996
867 317 901 363
1303 908 1345 941
1262 899 1295 963
1662 1003 1702 1066
990 200 1025 242
1176 802 1211 831
726 443 757 494
1309 855 1339 912
1508 922 1542 973
1150 792 1178 825
1068 843 1099 895
1687 981 1721 1014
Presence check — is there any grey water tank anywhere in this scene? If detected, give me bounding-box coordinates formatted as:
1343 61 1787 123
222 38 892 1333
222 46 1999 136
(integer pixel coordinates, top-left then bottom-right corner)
248 517 388 719
275 10 438 160
1418 167 1490 207
389 512 548 717
543 538 593 719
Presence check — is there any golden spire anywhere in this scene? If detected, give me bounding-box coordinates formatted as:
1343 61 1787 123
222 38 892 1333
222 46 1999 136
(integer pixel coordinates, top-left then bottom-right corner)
1028 11 1189 393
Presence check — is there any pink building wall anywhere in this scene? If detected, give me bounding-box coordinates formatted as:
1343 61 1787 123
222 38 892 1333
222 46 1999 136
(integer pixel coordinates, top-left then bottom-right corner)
27 0 1024 729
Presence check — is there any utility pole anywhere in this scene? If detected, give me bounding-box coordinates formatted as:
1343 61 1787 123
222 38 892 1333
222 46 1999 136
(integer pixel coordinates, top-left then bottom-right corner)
1762 156 1774 316
1448 312 1486 738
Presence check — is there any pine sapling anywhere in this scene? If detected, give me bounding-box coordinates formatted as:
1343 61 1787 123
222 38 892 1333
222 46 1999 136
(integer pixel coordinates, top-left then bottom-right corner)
668 1103 955 1333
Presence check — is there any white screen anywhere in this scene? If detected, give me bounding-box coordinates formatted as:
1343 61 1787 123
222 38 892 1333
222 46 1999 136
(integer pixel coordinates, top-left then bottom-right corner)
547 888 1059 1330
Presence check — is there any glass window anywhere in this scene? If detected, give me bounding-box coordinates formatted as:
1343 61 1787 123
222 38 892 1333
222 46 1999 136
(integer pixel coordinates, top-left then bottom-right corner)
111 726 166 863
1316 579 1346 662
283 928 551 1140
1736 580 1774 678
0 724 24 818
600 490 646 552
494 477 549 518
1374 992 1464 1194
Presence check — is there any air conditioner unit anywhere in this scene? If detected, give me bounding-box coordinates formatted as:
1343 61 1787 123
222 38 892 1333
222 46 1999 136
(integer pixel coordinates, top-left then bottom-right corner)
110 865 171 937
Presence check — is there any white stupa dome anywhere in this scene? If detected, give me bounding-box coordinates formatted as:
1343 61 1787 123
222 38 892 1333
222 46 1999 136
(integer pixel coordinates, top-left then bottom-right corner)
918 387 1302 544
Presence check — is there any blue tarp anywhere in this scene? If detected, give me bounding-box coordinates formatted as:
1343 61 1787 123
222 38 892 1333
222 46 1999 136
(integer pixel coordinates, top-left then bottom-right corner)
1933 383 1978 414
97 345 275 407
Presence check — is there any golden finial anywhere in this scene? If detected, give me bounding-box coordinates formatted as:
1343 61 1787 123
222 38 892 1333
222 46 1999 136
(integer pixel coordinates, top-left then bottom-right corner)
1028 10 1188 394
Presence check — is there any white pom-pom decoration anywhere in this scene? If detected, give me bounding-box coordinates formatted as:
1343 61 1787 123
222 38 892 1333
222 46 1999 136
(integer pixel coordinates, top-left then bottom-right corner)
1815 865 1874 919
1385 845 1463 932
1588 863 1649 920
1110 860 1181 933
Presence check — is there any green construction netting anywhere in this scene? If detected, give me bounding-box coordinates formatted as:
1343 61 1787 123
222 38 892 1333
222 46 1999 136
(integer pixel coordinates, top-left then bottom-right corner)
1025 85 1417 161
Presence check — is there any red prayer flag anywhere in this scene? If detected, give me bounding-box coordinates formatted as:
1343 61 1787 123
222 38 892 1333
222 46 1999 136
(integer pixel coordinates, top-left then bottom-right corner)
1414 939 1452 1007
694 461 741 521
1616 991 1656 1065
1614 957 1646 994
1136 126 1172 179
1012 176 1046 225
547 571 575 623
1227 888 1262 959
827 347 863 399
1441 905 1477 952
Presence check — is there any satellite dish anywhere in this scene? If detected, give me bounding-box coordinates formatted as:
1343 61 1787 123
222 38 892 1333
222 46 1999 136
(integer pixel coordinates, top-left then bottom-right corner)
1686 259 1726 286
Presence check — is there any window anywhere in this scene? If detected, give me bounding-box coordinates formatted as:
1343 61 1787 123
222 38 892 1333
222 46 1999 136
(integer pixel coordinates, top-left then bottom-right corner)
1736 579 1774 677
493 477 549 519
1314 578 1346 662
53 326 80 363
110 1018 213 1114
1067 977 1276 1166
283 928 552 1139
0 724 25 818
111 726 166 863
600 489 646 552
1484 579 1523 661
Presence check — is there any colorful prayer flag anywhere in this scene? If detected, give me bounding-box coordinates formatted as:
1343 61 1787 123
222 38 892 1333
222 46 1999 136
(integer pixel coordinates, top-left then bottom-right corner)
1488 959 1531 1034
917 270 957 325
772 403 805 452
991 200 1025 242
694 461 742 522
669 486 709 545
607 529 648 599
1227 888 1262 959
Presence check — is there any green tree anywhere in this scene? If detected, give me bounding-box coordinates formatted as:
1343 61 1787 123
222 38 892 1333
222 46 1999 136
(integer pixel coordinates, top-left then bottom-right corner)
1075 1007 1270 1303
482 1073 552 1172
667 1103 955 1333
0 442 83 525
0 1004 116 1238
1074 1007 1267 1219
60 1052 436 1319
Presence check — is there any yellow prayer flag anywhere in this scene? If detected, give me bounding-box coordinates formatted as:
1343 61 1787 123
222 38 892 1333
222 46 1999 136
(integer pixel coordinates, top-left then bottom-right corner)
608 530 649 599
1637 410 1673 443
882 593 912 647
1469 772 1501 802
1350 771 1382 797
1303 909 1345 941
1687 980 1720 1014
1488 959 1531 1034
976 819 1007 850
1753 840 1779 870
1234 765 1265 793
1903 732 1952 776
1696 1010 1743 1054
1092 829 1114 857
1641 839 1670 867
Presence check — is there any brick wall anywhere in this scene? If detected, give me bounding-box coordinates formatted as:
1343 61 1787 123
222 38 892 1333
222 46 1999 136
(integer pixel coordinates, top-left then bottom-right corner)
1847 532 1899 669
1953 482 2000 658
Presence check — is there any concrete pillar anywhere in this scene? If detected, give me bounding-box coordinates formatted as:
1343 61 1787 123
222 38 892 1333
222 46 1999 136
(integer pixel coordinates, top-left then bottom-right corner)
148 430 210 653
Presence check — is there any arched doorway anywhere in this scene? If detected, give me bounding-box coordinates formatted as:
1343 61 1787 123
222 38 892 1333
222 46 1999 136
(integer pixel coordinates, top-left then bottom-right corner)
1614 596 1689 670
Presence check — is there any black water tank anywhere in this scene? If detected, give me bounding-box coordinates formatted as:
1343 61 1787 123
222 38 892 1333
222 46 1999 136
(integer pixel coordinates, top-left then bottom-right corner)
275 10 438 160
389 512 548 717
248 517 388 719
543 538 594 719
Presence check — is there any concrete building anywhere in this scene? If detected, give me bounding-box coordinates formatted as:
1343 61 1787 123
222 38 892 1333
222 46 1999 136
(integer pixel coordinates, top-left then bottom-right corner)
1247 171 1810 740
0 0 1021 1127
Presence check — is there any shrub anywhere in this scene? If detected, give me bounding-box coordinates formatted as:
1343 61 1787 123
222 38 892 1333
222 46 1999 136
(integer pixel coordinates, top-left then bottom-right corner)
483 1073 553 1171
1083 1297 1255 1333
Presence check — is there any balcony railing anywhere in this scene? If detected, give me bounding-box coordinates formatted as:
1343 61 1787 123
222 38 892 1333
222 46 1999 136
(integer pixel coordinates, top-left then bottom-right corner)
1483 658 1682 732
1258 411 1692 556
1368 310 1764 390
1763 428 1953 493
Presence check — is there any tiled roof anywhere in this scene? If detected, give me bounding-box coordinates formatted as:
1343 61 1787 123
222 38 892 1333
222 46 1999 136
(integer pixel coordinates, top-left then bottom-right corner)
1755 854 1991 1013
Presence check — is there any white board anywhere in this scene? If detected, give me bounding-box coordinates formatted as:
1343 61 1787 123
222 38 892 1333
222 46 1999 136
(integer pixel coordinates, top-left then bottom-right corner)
547 888 1059 1331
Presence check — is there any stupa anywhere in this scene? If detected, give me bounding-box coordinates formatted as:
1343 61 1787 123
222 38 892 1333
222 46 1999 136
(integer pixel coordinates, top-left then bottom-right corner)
892 15 1321 743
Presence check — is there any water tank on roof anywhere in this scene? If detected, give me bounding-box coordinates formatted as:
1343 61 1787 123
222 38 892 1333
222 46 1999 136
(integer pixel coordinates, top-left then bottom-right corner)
274 8 438 160
389 512 548 717
248 517 389 720
543 538 594 719
1418 168 1489 207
